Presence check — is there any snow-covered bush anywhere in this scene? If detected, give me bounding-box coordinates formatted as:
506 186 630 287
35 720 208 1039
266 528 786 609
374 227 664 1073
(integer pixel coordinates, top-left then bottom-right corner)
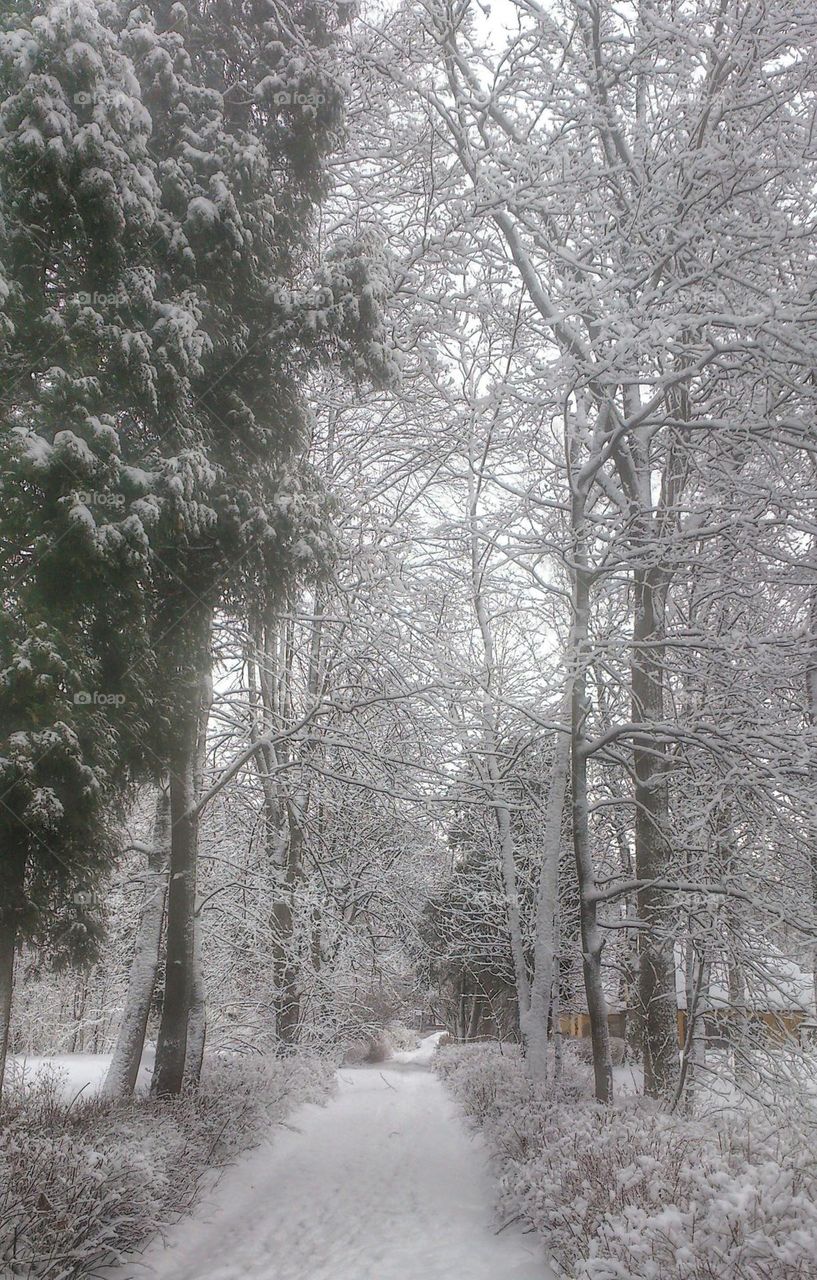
0 1054 334 1278
435 1042 817 1280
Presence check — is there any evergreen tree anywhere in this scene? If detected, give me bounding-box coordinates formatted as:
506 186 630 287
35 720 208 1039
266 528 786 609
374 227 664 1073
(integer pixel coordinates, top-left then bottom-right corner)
121 0 391 1094
0 0 391 1096
0 0 173 1094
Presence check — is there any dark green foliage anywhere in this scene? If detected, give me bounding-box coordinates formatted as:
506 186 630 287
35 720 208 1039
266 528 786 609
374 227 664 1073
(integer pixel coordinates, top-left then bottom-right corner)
0 0 392 964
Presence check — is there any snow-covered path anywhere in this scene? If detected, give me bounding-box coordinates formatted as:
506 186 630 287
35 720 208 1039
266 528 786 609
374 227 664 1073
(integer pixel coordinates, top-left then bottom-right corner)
118 1036 550 1280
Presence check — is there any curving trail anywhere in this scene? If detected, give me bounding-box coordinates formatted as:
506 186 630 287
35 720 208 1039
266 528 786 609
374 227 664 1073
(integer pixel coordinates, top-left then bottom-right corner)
117 1035 550 1280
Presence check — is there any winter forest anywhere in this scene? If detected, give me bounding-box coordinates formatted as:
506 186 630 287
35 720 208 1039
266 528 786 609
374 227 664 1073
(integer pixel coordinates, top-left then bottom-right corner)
1 0 817 1276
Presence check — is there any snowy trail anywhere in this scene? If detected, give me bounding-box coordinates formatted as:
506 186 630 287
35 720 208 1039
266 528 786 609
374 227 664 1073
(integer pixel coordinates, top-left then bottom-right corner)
118 1036 550 1280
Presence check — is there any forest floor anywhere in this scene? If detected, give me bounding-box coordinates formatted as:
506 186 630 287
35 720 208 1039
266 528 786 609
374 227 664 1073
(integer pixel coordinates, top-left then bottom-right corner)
110 1033 551 1280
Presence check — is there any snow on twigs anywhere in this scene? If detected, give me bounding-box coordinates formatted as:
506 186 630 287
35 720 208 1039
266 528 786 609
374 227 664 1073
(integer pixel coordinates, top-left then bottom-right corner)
0 1054 334 1279
434 1041 817 1280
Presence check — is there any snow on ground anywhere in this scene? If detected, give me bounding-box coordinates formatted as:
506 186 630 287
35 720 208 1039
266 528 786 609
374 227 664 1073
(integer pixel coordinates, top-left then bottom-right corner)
6 1047 154 1100
112 1034 552 1280
612 1059 642 1096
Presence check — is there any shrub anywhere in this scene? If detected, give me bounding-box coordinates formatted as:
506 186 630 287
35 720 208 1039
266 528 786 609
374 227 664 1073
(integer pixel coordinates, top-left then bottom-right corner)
434 1041 817 1280
0 1054 334 1278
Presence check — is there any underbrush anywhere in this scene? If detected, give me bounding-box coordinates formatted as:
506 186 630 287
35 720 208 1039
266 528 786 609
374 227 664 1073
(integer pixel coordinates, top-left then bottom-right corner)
435 1042 817 1280
342 1021 419 1065
0 1054 334 1278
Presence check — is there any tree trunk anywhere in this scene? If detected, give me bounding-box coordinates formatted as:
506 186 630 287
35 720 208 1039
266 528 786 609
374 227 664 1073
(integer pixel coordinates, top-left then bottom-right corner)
622 916 641 1062
525 694 571 1084
456 974 467 1041
466 988 481 1040
672 937 710 1113
572 655 613 1100
570 491 613 1104
595 663 639 1063
0 918 16 1101
492 775 532 1018
152 600 212 1099
807 574 817 1019
727 925 751 1087
688 945 710 1101
71 977 87 1053
466 462 531 1027
152 736 198 1096
183 669 213 1087
152 642 211 1098
632 563 680 1100
0 852 26 1102
183 914 207 1086
271 881 301 1048
103 784 170 1099
551 896 564 1081
248 604 308 1052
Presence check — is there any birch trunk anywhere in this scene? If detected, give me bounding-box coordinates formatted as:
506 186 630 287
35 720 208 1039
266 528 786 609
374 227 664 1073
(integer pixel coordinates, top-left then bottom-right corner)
103 784 170 1099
